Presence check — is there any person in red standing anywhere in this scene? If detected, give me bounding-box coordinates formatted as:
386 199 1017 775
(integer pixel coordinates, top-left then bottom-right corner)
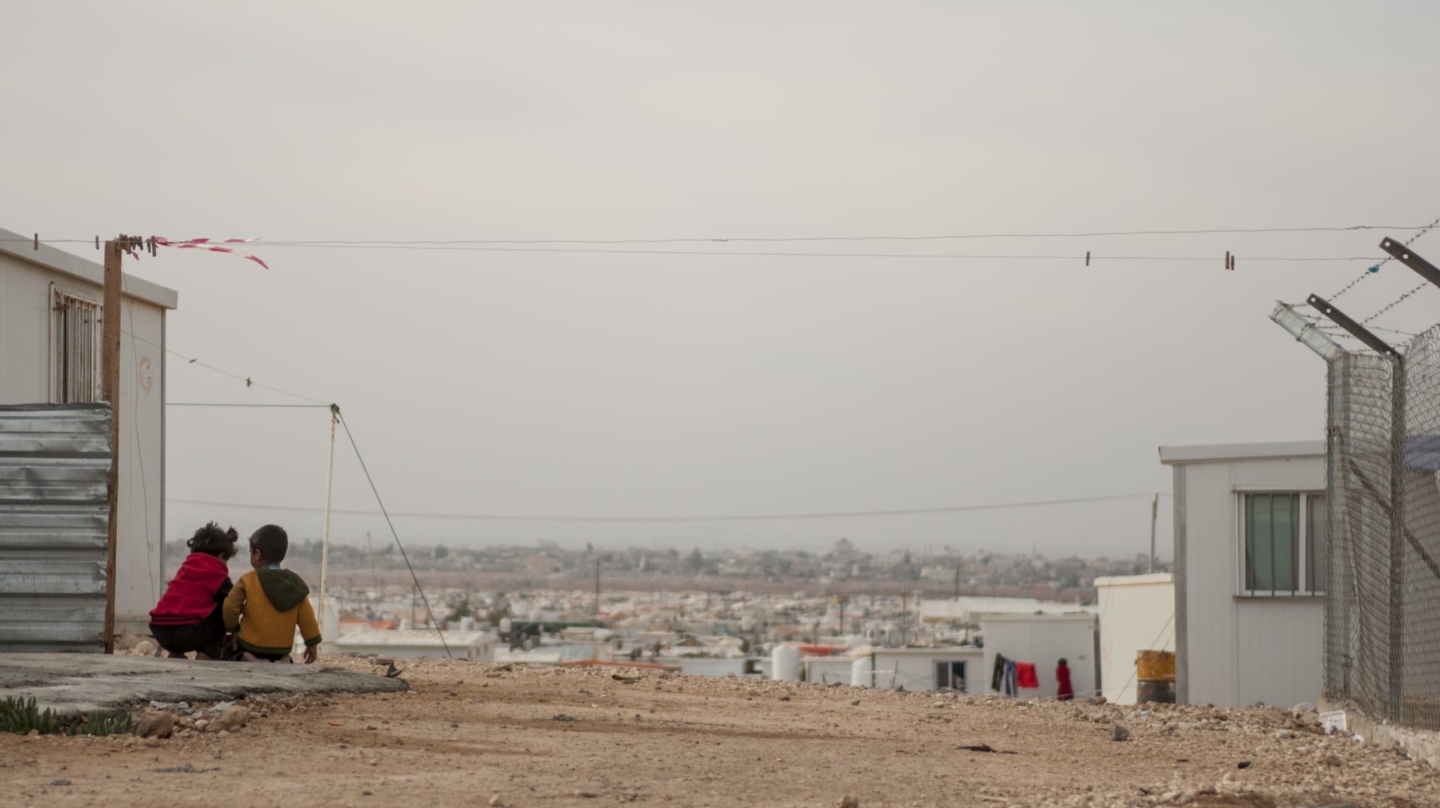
1055 657 1075 701
148 523 239 660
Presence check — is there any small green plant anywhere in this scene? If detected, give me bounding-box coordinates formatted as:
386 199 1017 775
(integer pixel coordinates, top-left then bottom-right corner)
0 697 132 736
71 709 132 736
0 697 61 734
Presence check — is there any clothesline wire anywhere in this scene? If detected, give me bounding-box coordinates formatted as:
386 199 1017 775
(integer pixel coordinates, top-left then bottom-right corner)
3 223 1429 249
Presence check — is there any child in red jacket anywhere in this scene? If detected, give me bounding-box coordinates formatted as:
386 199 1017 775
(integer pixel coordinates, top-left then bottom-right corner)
148 523 239 660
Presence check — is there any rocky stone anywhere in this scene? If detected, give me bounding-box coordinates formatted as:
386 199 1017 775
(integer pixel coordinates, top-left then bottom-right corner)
193 719 209 731
1110 725 1130 742
1092 695 1108 705
837 797 860 808
208 706 250 732
488 794 503 806
134 713 175 739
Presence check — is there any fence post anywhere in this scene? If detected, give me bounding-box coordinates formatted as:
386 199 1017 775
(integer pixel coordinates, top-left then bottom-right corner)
1389 355 1406 724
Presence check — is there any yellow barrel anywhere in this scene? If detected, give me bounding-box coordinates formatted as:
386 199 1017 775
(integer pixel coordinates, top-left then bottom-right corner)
1136 650 1175 682
1136 651 1176 704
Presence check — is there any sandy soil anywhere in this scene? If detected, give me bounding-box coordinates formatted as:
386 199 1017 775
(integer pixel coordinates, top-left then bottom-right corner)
2 656 1436 808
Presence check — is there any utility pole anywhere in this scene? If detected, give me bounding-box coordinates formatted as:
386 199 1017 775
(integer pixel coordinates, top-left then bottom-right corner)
594 555 601 618
1149 493 1159 573
101 239 123 653
99 235 152 653
900 589 908 647
317 404 338 641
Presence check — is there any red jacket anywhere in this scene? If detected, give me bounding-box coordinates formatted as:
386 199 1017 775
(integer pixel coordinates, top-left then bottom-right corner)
1056 664 1074 700
150 553 233 626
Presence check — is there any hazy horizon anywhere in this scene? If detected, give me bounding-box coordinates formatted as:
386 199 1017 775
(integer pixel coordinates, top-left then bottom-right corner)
9 2 1440 561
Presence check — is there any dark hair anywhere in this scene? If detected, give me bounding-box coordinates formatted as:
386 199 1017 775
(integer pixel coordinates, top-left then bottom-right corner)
249 524 289 564
187 522 239 560
1058 658 1069 666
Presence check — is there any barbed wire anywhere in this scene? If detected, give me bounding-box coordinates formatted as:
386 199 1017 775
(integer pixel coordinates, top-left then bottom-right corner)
1363 281 1435 325
1329 215 1440 302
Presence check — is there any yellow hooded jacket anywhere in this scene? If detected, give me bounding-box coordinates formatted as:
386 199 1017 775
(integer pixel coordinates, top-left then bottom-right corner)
223 567 321 656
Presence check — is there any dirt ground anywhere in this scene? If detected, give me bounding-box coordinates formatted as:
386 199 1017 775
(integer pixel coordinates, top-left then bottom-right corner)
2 656 1437 808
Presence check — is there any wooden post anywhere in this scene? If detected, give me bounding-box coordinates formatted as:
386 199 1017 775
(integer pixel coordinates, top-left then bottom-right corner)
101 240 123 653
317 404 338 644
1149 493 1159 573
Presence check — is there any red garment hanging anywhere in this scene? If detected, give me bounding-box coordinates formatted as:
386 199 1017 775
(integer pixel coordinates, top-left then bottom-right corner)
1015 662 1039 689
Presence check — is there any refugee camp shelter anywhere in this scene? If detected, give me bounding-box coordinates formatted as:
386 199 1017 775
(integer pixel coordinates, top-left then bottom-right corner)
979 612 1099 700
0 229 177 649
804 654 857 685
1161 440 1325 708
333 627 498 661
848 646 985 692
1094 573 1175 704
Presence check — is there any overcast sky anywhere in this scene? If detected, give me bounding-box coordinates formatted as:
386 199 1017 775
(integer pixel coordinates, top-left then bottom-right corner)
6 2 1440 559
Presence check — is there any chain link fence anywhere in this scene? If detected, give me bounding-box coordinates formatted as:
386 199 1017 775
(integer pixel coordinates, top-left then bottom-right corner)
1325 323 1440 729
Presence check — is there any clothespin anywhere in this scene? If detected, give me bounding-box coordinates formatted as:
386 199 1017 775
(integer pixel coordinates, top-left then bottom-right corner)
33 233 39 251
94 236 100 250
1085 251 1090 267
1225 251 1235 271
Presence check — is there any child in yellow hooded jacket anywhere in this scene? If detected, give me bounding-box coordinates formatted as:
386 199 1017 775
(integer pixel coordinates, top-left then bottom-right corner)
223 525 321 663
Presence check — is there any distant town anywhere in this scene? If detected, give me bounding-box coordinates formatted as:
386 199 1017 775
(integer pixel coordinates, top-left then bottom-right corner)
167 537 1166 603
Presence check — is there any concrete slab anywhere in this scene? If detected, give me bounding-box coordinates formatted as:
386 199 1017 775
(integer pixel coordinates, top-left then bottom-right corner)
0 653 407 715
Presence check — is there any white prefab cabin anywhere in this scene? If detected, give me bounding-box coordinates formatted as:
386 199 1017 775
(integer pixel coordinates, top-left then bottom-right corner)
0 229 177 641
1094 573 1175 704
1161 441 1325 708
979 612 1099 700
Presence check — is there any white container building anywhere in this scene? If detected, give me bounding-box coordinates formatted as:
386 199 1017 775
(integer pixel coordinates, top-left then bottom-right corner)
849 646 985 692
979 612 1099 700
333 627 498 661
1094 573 1175 704
1161 440 1325 708
803 655 856 685
0 229 177 643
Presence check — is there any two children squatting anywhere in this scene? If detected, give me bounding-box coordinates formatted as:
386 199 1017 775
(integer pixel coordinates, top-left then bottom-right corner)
148 523 322 663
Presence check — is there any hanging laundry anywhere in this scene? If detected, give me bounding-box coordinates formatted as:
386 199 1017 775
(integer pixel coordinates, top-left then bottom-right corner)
1003 660 1018 696
991 653 1009 692
1015 662 1040 689
1056 658 1074 701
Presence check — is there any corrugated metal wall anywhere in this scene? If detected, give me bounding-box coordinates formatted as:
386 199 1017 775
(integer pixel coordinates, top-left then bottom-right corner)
0 404 112 653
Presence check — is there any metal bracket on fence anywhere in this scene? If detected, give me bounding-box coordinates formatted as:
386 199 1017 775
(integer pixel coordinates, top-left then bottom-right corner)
1306 295 1400 357
1380 238 1440 289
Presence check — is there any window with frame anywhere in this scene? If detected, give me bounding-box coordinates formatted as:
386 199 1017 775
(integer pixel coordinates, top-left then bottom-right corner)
1241 492 1327 596
50 286 102 404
